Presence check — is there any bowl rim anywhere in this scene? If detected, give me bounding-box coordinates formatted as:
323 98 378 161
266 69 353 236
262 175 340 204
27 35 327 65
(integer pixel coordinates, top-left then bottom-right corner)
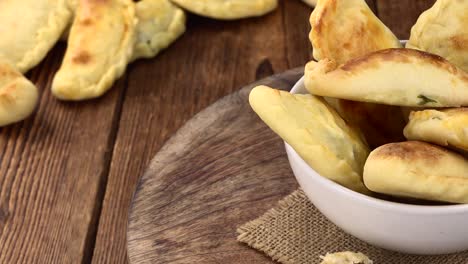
288 76 468 214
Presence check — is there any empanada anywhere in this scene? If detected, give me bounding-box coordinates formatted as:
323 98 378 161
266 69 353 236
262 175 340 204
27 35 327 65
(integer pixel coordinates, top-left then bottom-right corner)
407 0 468 72
249 85 370 193
0 0 72 73
170 0 278 20
364 141 468 204
132 0 186 61
309 0 405 148
0 61 38 126
310 0 401 65
404 108 468 151
305 48 468 107
52 0 136 100
326 100 406 149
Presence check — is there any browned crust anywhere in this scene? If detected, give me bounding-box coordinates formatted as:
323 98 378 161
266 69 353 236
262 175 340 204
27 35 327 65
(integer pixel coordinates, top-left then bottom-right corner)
450 35 468 51
312 0 335 36
0 66 20 79
71 51 92 64
340 48 466 80
372 141 452 162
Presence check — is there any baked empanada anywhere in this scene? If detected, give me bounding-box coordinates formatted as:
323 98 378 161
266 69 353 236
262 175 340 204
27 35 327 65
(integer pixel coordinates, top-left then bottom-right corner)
407 0 468 72
0 0 72 73
0 61 38 126
170 0 278 20
52 0 136 100
309 0 405 148
364 141 468 204
404 108 468 151
326 99 406 149
305 48 468 107
132 0 186 60
249 85 370 193
310 0 401 65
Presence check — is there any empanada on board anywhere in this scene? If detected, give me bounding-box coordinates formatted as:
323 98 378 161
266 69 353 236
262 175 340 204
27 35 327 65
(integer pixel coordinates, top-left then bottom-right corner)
0 61 38 126
0 0 72 73
404 108 468 151
407 0 468 72
364 141 468 204
249 85 370 194
309 0 401 65
170 0 278 20
305 48 468 107
52 0 136 100
132 0 186 61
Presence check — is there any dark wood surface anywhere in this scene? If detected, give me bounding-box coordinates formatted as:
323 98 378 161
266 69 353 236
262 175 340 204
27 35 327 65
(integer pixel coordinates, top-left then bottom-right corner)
0 1 435 263
127 69 302 264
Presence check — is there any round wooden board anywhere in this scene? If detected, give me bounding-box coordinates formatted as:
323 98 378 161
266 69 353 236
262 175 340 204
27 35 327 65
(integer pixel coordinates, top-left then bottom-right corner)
127 68 303 264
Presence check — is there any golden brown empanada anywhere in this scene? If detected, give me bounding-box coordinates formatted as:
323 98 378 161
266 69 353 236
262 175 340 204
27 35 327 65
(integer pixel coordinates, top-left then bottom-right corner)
310 0 401 65
305 48 468 107
364 141 468 204
132 0 186 60
407 0 468 72
249 85 370 194
309 0 405 148
0 0 72 73
0 60 38 126
404 108 468 151
52 0 136 101
170 0 278 20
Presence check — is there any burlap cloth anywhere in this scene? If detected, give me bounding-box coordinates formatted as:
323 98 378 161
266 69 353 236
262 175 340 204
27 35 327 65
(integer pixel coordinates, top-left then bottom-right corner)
237 189 468 264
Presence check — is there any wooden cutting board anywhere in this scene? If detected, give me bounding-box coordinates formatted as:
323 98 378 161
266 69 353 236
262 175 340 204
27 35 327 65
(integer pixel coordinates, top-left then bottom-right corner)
127 68 303 264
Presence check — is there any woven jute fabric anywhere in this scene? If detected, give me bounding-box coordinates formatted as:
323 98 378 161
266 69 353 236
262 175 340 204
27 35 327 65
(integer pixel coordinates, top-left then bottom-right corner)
237 189 468 264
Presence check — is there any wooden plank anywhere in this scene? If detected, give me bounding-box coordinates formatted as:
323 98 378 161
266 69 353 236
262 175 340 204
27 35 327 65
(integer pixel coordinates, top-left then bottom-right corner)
90 6 296 263
0 44 125 263
376 0 436 39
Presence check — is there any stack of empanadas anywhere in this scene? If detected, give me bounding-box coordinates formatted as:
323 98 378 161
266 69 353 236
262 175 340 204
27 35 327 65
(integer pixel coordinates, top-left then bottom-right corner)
0 0 280 126
250 0 468 204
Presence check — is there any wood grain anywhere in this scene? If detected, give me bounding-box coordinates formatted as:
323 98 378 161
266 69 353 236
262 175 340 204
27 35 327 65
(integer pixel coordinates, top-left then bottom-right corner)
127 69 302 264
376 0 436 39
0 44 125 263
91 4 311 263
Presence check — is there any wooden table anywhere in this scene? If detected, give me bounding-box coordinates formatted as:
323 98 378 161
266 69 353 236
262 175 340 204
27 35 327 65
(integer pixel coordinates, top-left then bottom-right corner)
0 1 435 263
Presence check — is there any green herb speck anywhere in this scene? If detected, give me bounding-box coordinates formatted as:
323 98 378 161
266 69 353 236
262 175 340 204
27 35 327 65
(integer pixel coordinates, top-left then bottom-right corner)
417 95 437 105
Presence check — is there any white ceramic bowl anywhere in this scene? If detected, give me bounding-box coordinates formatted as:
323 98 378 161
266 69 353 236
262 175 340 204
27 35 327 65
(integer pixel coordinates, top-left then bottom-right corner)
286 77 468 255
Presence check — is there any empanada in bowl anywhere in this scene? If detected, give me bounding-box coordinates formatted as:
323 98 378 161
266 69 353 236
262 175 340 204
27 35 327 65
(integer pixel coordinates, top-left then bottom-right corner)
404 108 468 151
309 0 405 148
52 0 136 101
310 0 401 65
170 0 278 20
0 60 38 126
407 0 468 72
305 48 468 107
364 141 468 204
249 85 370 194
132 0 186 60
0 0 72 73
